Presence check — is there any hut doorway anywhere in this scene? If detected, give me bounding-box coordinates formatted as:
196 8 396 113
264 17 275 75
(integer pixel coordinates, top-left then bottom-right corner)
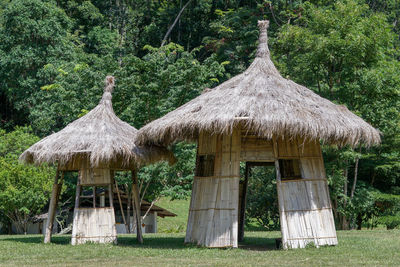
238 161 279 243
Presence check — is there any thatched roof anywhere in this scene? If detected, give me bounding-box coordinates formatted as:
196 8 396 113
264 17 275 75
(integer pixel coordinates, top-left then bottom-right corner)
137 20 380 147
20 76 175 168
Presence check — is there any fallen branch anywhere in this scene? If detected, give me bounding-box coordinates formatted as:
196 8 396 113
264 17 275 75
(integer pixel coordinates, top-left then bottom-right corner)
161 0 193 47
142 197 160 221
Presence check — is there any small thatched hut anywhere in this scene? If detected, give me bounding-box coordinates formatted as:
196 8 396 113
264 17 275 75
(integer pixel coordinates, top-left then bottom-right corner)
20 76 175 245
137 21 380 249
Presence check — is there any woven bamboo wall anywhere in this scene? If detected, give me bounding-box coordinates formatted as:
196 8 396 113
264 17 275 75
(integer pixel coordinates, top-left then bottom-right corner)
187 129 337 249
58 154 135 171
71 207 117 245
275 138 338 249
185 130 240 247
240 132 274 161
80 168 111 185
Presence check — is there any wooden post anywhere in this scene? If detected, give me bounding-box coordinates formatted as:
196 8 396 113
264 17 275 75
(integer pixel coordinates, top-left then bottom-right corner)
44 170 62 243
131 170 143 243
93 186 96 208
126 185 131 233
75 176 82 210
238 163 250 242
273 137 289 248
109 171 114 208
108 184 114 207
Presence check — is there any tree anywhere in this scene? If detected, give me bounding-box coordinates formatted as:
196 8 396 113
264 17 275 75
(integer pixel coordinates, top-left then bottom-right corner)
0 127 55 234
0 0 76 130
114 42 226 128
245 165 280 230
274 0 400 229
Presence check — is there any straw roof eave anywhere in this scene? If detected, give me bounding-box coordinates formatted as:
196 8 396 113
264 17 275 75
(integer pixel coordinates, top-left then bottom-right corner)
20 76 176 169
136 20 381 148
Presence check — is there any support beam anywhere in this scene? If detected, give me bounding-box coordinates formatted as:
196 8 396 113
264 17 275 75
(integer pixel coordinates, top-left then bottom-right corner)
273 137 289 248
238 163 250 242
44 171 63 243
75 176 82 210
93 186 96 208
71 173 82 245
108 168 115 209
132 170 143 244
126 185 131 233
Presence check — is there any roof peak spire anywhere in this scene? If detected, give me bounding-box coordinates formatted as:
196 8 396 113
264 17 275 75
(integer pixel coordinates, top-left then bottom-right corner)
104 76 115 93
256 20 270 58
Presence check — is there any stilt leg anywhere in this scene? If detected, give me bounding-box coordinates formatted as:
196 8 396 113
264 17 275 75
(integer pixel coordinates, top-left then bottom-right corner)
132 170 143 244
71 174 82 245
126 186 131 233
238 164 250 242
44 171 63 243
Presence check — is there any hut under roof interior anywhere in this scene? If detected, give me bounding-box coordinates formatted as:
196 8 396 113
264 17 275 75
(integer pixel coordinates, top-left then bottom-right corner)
20 76 175 245
137 20 380 249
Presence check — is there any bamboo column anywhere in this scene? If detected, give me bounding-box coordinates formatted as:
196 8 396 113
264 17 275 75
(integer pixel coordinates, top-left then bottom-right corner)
44 170 63 243
131 170 143 243
273 136 289 249
71 174 82 245
238 163 250 242
126 186 131 233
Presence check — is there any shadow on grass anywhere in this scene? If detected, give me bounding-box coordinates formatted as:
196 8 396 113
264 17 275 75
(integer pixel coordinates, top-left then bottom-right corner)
239 236 279 251
2 235 70 245
118 235 187 249
2 234 280 251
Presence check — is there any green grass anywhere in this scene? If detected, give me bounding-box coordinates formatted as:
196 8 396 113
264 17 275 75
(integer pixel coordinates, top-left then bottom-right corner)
0 230 399 266
2 199 399 266
156 198 190 233
156 198 266 232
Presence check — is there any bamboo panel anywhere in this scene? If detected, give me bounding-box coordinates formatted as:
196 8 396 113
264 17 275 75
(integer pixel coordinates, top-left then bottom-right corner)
59 154 135 171
240 135 274 161
221 130 240 176
191 177 238 248
80 168 111 185
297 139 321 157
281 180 331 211
277 137 299 158
198 131 217 155
58 155 89 171
71 207 117 245
221 133 232 153
278 151 337 249
213 135 223 176
300 158 326 179
185 177 239 247
284 209 337 248
186 129 240 248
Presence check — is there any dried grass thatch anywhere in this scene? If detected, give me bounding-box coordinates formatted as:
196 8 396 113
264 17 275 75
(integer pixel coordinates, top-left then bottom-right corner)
20 76 175 168
137 20 380 147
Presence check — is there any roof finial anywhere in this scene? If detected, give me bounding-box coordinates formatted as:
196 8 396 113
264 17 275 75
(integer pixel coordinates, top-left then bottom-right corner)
104 76 115 93
256 20 270 58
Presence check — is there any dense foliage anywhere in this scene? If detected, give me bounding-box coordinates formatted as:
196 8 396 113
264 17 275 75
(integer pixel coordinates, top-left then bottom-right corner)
0 0 399 231
0 127 55 233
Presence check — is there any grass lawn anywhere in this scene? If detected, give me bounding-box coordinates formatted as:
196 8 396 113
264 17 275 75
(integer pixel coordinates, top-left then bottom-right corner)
157 198 190 233
0 230 399 266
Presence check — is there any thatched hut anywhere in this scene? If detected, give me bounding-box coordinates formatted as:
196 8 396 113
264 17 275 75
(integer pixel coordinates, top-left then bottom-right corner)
20 76 175 245
137 21 380 249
